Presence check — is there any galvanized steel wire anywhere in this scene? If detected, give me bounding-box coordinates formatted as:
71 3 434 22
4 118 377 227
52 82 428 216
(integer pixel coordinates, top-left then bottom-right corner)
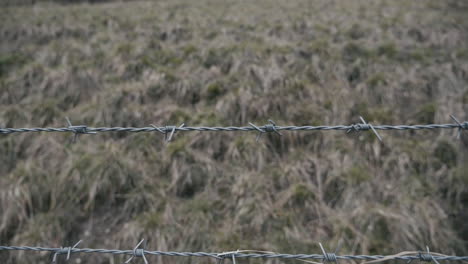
0 115 467 142
0 242 467 264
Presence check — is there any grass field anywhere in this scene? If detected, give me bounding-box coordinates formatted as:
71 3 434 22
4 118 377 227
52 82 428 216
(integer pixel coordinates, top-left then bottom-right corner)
1 0 468 263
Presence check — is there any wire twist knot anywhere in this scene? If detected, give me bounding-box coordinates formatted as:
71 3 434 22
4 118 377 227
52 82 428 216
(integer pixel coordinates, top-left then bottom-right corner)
323 252 338 262
459 121 468 129
319 242 341 264
164 126 176 132
125 239 148 264
134 249 145 257
165 124 185 142
150 123 185 142
347 116 382 142
52 240 82 263
351 123 371 131
217 250 239 264
66 117 96 142
412 246 440 264
450 115 467 139
249 120 282 141
419 253 434 262
264 124 277 132
70 125 89 134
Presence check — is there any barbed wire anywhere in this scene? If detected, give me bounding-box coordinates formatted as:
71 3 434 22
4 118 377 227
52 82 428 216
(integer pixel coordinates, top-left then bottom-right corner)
1 241 467 264
0 115 467 142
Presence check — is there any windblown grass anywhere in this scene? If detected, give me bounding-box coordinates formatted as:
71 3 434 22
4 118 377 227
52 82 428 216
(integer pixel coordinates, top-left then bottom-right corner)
0 0 467 263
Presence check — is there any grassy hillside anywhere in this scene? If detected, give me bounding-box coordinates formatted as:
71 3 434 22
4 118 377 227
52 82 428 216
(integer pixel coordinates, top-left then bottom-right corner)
1 0 468 263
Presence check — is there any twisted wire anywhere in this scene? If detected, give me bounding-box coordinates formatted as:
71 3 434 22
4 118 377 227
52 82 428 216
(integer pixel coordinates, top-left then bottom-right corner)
1 245 468 262
1 123 467 134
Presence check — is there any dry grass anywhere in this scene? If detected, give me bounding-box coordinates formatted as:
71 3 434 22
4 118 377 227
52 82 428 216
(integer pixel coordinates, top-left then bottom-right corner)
0 0 468 263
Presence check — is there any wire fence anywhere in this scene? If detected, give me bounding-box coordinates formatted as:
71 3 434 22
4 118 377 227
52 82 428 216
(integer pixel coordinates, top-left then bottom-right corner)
2 116 467 263
1 241 467 264
0 115 467 142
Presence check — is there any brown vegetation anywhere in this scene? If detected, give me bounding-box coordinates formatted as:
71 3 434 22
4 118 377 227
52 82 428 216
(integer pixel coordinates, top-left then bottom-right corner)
0 0 467 263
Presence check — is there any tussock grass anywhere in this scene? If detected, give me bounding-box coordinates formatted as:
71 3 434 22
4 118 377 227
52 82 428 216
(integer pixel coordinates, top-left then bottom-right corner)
0 0 467 263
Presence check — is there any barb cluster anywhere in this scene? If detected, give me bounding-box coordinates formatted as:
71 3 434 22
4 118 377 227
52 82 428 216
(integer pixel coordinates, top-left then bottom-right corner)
1 115 467 142
1 242 467 263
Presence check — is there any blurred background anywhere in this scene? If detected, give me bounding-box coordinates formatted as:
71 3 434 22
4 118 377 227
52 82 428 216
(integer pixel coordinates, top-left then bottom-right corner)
0 0 467 263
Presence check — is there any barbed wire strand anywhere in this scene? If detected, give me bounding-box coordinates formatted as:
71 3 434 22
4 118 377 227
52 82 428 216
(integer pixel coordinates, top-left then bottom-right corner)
0 115 467 142
1 243 468 263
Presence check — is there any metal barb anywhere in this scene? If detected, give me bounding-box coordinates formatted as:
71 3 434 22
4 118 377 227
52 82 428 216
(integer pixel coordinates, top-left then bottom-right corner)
347 116 382 142
231 250 239 264
217 250 239 264
215 255 225 264
65 117 96 143
319 242 340 264
125 239 148 264
450 115 467 139
52 240 82 263
418 246 440 264
249 120 282 141
150 124 165 134
265 120 282 136
164 123 185 142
